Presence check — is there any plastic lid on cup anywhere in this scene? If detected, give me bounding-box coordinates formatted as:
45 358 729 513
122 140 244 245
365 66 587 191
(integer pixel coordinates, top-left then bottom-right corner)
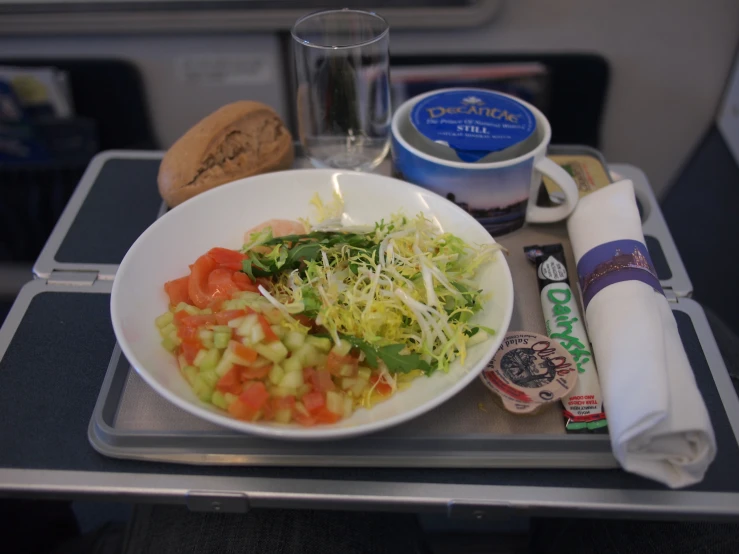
410 90 537 163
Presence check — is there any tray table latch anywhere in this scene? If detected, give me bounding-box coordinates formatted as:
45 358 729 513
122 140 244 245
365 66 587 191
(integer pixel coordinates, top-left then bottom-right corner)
47 270 98 287
186 491 250 513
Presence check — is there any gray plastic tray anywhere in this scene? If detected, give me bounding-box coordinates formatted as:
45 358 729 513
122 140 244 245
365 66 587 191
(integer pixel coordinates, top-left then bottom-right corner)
83 146 691 468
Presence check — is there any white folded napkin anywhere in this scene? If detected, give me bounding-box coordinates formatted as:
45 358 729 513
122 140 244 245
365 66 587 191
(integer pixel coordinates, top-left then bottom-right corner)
567 179 716 488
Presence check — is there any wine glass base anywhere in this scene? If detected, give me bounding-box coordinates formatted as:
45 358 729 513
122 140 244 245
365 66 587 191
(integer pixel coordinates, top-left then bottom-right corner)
309 153 386 173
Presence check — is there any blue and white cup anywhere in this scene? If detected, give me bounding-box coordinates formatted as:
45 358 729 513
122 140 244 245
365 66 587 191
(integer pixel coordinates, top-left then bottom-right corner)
391 88 579 235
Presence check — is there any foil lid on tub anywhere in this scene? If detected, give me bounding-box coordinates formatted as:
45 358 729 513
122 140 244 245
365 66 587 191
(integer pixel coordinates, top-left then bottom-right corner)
481 332 578 415
410 89 537 163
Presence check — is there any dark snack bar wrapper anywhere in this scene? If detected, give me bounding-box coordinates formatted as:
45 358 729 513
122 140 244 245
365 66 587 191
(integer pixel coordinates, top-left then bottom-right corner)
524 244 608 433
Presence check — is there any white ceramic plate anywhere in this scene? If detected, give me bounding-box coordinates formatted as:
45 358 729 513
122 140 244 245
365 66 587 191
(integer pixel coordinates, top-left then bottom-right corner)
111 169 513 440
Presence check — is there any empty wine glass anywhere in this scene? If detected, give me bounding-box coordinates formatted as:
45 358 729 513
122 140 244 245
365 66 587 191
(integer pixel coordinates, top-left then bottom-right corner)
292 9 391 172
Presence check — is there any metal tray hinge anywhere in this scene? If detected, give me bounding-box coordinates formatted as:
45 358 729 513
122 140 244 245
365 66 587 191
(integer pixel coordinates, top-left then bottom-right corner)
47 270 98 287
186 491 250 513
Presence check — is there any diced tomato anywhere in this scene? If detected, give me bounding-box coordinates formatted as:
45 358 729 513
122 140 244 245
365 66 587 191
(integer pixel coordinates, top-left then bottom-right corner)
173 310 190 325
257 314 279 342
177 325 199 342
311 369 336 392
293 410 316 427
228 399 258 421
240 382 269 411
207 247 247 271
302 391 325 414
302 366 316 382
370 375 393 396
164 276 190 306
215 310 246 325
326 351 358 375
262 399 275 421
180 340 201 365
272 395 296 410
181 314 218 328
237 364 271 381
294 314 316 329
189 254 218 309
207 298 225 312
315 407 342 424
230 341 259 364
216 368 243 395
232 272 259 292
208 268 241 299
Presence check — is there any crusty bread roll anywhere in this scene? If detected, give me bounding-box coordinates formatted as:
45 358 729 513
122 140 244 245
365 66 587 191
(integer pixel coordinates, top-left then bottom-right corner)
158 101 294 207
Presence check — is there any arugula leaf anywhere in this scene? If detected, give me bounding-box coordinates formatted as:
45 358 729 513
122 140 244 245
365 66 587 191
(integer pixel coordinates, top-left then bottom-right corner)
377 344 433 375
464 325 496 337
339 335 378 368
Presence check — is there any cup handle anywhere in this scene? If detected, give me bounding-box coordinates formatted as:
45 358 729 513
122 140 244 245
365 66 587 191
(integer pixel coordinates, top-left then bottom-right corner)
526 157 580 224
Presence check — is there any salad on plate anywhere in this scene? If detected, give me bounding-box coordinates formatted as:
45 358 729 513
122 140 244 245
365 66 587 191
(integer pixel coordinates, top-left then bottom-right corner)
154 194 502 426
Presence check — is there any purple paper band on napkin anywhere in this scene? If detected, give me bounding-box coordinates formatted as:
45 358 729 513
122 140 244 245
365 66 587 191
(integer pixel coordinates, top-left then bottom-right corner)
576 239 663 310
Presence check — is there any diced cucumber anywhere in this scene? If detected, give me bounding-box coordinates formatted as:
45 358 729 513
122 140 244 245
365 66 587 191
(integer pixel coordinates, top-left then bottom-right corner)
155 311 174 329
326 391 343 415
249 323 266 344
255 341 289 364
192 375 214 402
341 377 359 391
306 336 331 352
177 354 188 370
343 396 353 418
198 371 218 388
263 308 282 325
228 316 247 329
211 391 228 410
268 364 285 386
199 349 221 372
183 365 199 385
295 343 320 366
274 409 292 424
283 356 302 374
221 299 244 311
214 351 234 376
351 379 368 396
280 370 304 389
211 325 231 333
159 322 177 338
213 331 231 350
199 329 214 348
167 330 182 346
249 355 272 369
270 324 286 339
201 308 213 315
284 331 306 352
174 302 200 315
294 402 310 418
331 340 352 357
192 349 208 367
161 336 178 352
339 364 357 377
235 313 258 335
297 384 312 398
357 367 371 381
224 392 238 406
271 386 298 398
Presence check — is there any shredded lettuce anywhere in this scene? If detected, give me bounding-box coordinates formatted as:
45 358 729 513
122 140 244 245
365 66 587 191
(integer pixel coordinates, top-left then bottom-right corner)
258 210 503 374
